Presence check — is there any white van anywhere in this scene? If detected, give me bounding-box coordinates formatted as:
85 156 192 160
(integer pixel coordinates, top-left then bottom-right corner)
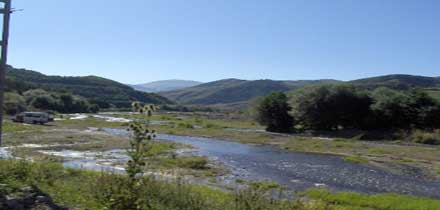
12 112 51 125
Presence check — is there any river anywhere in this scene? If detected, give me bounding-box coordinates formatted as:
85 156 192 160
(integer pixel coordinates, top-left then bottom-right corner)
102 128 440 198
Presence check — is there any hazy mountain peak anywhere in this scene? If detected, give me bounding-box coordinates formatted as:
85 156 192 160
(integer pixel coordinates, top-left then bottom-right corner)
131 79 203 93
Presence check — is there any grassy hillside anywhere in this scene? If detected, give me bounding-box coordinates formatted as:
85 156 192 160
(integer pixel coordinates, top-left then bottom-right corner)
160 79 336 106
425 88 440 102
5 66 172 108
160 74 440 107
350 74 440 90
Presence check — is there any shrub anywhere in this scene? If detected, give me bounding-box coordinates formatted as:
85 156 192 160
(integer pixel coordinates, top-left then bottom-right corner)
3 92 26 115
410 130 440 145
177 157 208 170
177 122 194 129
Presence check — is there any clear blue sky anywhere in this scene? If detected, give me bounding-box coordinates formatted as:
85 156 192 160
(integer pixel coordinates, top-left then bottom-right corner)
8 0 440 84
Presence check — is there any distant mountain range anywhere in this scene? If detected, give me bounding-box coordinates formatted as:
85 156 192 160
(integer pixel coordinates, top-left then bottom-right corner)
131 80 202 93
5 66 172 108
6 66 440 110
159 75 440 108
159 79 339 106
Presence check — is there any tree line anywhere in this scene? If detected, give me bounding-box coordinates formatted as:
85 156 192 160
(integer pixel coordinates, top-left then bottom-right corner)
3 89 99 115
5 66 172 109
255 84 440 133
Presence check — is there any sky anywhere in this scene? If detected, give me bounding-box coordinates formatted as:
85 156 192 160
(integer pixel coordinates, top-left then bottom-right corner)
7 0 440 84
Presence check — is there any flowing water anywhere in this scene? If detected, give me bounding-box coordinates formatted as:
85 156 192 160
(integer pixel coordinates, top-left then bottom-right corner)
2 127 439 198
101 128 440 198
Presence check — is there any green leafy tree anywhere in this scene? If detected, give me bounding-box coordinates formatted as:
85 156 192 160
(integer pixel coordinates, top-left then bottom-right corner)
71 96 92 113
256 92 294 133
30 94 61 111
3 92 26 115
370 87 416 129
23 89 50 104
292 84 372 130
22 89 99 113
408 90 440 129
366 88 440 130
6 66 172 109
59 94 74 112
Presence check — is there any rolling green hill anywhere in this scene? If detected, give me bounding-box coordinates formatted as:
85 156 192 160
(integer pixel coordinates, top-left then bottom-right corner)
160 74 440 107
159 79 338 106
5 66 172 108
350 74 440 90
425 88 440 102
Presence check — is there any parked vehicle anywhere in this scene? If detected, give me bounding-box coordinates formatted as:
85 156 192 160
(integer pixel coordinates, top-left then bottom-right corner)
12 112 51 125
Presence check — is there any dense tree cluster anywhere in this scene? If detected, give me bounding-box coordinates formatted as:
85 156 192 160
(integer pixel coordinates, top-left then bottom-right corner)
255 92 294 133
5 66 172 109
292 85 372 130
3 92 26 115
3 89 99 115
368 88 440 130
255 84 440 132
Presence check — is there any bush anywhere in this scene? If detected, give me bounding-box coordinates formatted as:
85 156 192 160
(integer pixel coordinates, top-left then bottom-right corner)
288 86 440 131
177 157 208 170
410 130 440 145
3 92 26 115
177 122 194 129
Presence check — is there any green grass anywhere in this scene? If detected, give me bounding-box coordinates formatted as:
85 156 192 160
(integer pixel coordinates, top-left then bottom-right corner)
0 160 294 210
332 139 355 148
3 110 440 210
343 156 369 164
367 148 387 155
148 114 440 179
117 112 263 130
6 111 440 180
425 89 440 102
1 160 439 210
178 156 208 170
0 160 104 209
146 141 177 156
305 189 440 210
2 120 44 133
54 116 126 129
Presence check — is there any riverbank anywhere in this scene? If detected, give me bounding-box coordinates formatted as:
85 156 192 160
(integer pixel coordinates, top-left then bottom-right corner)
2 112 440 209
121 111 440 181
5 111 440 181
1 160 440 210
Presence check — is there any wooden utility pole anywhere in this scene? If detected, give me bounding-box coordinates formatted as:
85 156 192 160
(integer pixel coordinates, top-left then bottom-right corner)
0 0 11 147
